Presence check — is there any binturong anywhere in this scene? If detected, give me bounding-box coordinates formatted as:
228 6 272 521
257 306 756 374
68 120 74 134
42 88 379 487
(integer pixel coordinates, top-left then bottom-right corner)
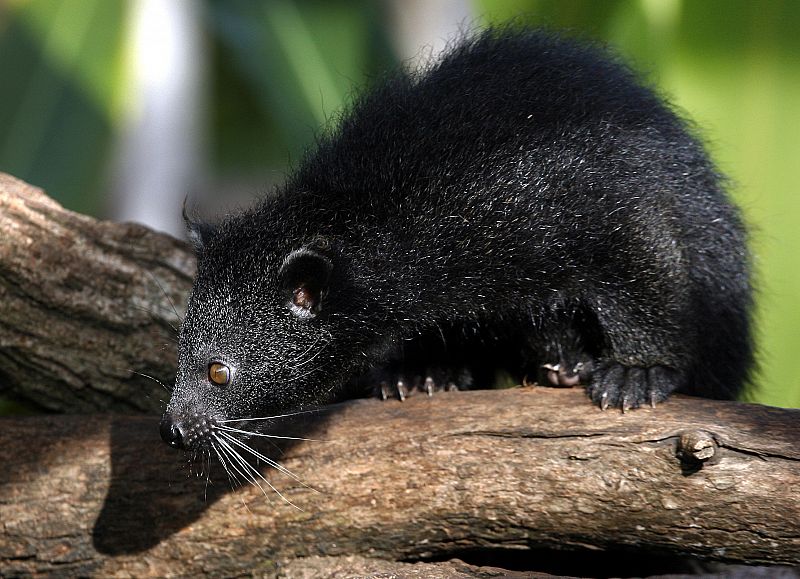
160 28 754 454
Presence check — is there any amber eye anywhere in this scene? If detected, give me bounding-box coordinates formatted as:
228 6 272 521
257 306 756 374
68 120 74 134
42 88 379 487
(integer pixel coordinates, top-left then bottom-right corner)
208 362 231 386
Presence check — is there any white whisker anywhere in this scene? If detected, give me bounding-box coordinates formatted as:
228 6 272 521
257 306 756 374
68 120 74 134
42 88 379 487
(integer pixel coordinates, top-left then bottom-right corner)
216 435 302 511
131 303 180 336
285 362 329 384
222 440 302 511
146 270 183 325
203 447 213 500
216 424 324 442
217 408 324 423
130 369 171 392
215 435 272 501
213 440 254 512
216 430 319 492
211 440 239 490
286 333 330 370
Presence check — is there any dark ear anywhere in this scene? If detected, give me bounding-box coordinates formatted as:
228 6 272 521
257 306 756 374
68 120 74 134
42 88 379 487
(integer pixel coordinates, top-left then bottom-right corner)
182 197 216 254
279 246 333 318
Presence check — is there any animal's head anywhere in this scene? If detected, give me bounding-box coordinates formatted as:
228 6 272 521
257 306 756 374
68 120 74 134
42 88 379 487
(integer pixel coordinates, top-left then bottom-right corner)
159 208 359 452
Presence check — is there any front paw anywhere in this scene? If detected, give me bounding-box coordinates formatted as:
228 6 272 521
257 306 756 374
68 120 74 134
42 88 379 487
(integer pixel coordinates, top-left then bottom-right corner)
586 361 680 411
373 368 471 401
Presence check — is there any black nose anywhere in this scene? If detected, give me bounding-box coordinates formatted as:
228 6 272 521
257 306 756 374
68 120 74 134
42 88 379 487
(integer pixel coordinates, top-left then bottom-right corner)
160 414 185 449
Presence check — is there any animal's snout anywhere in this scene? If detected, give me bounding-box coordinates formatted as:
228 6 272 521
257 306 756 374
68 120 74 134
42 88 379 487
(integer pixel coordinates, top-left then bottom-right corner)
160 412 217 450
160 414 186 449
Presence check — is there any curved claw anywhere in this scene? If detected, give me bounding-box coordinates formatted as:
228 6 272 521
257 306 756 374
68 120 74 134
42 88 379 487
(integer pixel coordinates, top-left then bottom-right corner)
396 380 408 402
587 362 680 410
379 381 390 401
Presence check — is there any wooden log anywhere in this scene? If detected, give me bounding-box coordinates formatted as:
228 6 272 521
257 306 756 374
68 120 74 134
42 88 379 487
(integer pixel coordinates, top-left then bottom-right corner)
1 388 799 577
0 173 194 413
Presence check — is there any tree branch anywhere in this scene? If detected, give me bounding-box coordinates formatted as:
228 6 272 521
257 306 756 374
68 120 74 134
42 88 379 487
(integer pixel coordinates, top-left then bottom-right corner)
2 388 799 576
0 173 194 412
2 175 798 576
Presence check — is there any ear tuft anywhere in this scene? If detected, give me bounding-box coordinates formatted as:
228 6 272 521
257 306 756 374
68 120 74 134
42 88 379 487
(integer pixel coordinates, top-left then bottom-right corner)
280 247 333 318
182 197 217 254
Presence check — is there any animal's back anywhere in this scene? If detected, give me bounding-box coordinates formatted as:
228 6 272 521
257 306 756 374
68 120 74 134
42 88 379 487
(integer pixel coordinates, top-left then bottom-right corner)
285 28 753 405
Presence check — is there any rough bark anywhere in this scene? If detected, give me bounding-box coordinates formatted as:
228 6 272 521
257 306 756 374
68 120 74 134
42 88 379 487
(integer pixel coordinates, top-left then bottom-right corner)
0 173 194 413
2 174 799 577
2 388 799 577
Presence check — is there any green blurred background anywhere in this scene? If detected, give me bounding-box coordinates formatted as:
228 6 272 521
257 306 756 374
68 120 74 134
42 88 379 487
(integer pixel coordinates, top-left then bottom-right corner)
0 0 797 407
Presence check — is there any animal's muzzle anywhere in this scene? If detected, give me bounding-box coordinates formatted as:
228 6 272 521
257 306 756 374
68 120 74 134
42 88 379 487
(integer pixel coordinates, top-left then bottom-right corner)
159 412 217 450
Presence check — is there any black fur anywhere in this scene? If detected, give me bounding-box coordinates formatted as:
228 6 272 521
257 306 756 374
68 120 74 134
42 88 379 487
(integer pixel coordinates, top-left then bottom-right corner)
163 28 753 448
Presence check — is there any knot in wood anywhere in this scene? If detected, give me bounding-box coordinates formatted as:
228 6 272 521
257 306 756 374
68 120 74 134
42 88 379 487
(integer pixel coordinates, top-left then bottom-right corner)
677 430 717 464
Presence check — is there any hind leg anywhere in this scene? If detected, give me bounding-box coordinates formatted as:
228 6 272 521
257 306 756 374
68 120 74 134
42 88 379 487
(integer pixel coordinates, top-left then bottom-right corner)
531 299 688 411
584 296 690 411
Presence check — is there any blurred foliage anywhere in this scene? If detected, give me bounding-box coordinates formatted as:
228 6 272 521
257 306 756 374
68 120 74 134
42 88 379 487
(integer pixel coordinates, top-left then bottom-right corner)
206 0 393 178
0 0 798 407
0 0 125 214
